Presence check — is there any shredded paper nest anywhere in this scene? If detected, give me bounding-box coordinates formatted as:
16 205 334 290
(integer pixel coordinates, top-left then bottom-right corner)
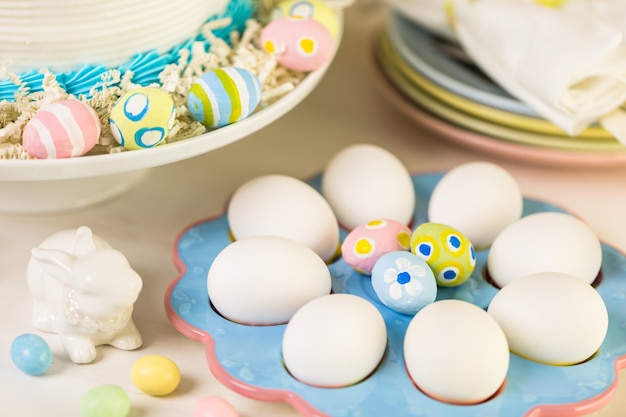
0 16 309 160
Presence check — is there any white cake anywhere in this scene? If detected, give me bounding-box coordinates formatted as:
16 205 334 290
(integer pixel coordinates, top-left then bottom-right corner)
0 0 255 100
0 0 231 74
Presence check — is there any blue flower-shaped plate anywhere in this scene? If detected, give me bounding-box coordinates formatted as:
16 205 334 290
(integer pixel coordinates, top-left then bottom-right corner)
165 172 626 417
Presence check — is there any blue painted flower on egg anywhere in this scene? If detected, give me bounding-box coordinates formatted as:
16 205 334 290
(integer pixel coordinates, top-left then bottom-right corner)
371 251 437 315
410 223 476 287
109 87 175 150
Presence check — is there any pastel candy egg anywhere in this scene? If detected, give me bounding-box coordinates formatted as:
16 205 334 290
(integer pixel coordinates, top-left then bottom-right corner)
80 384 130 417
188 67 262 128
23 99 101 159
109 87 175 150
260 17 335 72
371 251 437 315
131 354 181 396
271 0 340 39
341 219 411 275
410 223 476 287
10 333 52 376
193 397 239 417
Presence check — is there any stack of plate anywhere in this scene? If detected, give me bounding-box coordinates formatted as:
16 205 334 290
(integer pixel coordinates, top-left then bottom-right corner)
372 11 626 167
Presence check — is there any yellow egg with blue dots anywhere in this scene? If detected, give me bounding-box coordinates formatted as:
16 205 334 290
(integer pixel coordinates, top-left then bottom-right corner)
271 0 340 39
410 223 476 287
188 67 262 128
109 87 175 150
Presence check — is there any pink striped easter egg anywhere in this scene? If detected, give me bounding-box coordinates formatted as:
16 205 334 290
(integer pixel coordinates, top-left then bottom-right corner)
23 100 101 159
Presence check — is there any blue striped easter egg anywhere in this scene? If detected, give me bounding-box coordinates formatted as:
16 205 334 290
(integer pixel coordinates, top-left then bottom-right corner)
188 67 262 128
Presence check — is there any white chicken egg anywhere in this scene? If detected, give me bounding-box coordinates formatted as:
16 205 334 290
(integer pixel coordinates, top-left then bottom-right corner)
404 299 509 405
282 293 387 387
487 272 608 365
227 174 340 262
321 144 416 230
207 236 332 325
428 161 523 250
487 211 602 287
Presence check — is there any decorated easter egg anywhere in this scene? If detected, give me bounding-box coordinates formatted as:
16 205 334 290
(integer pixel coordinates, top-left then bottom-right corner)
80 385 130 417
371 251 437 315
260 17 335 72
410 223 476 287
10 333 52 375
404 300 509 404
271 0 340 39
109 87 175 150
23 99 101 159
341 219 411 275
131 354 181 396
282 293 387 387
188 67 262 128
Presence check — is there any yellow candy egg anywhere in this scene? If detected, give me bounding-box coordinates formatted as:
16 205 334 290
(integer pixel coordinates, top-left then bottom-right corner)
109 87 176 150
131 354 181 396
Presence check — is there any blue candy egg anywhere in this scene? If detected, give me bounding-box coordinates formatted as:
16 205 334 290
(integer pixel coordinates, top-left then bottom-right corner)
371 251 437 315
80 384 130 417
10 333 52 375
188 67 262 128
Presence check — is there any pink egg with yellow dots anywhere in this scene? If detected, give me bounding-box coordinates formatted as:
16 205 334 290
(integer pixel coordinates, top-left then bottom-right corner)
341 219 412 275
23 99 101 159
259 17 334 72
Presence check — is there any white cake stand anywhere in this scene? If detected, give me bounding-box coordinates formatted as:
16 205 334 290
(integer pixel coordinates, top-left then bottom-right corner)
0 34 339 213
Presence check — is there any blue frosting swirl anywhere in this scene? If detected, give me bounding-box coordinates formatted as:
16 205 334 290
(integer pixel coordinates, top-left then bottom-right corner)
0 0 254 101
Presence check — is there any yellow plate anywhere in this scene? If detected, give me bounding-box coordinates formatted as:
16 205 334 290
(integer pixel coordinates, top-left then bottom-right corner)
382 28 613 140
376 34 624 151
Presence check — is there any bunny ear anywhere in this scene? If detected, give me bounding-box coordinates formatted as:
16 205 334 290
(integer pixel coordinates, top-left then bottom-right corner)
30 247 74 286
73 226 98 258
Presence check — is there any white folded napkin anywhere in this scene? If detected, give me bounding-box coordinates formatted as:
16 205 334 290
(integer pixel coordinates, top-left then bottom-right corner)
452 0 626 138
390 0 626 142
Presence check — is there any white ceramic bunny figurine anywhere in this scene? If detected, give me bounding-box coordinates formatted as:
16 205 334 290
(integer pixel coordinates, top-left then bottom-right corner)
26 226 143 364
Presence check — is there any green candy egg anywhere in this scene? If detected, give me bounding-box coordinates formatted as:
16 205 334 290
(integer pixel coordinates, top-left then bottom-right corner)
410 223 476 287
80 384 130 417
